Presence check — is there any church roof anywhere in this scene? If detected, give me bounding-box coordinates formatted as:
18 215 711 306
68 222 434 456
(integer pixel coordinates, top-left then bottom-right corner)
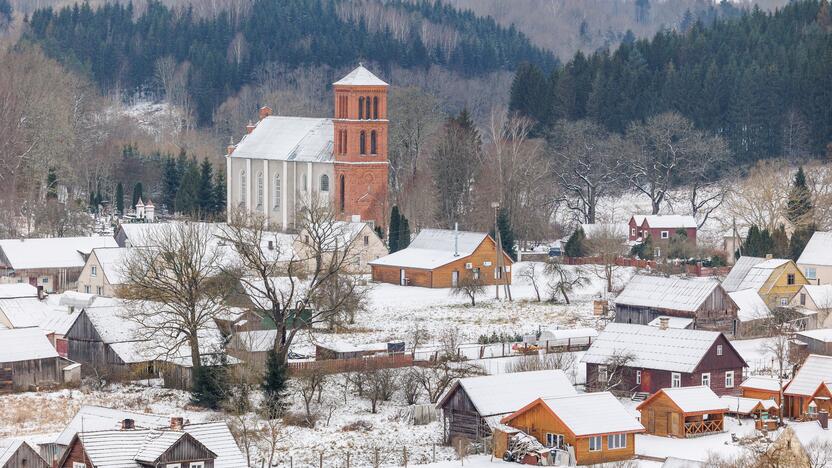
333 65 388 86
231 116 333 162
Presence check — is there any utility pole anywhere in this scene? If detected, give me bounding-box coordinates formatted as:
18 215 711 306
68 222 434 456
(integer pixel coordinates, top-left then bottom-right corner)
491 201 504 300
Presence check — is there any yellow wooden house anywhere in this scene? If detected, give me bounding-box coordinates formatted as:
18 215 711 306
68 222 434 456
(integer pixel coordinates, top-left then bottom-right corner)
723 256 809 308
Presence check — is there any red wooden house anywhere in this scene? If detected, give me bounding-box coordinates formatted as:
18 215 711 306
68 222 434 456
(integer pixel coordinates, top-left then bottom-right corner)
628 215 697 245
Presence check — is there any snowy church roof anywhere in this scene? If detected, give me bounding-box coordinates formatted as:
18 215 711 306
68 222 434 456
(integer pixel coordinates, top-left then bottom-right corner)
333 65 388 86
231 116 334 162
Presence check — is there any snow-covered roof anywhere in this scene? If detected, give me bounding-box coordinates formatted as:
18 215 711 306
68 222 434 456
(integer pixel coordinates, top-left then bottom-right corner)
92 247 131 285
439 370 576 417
333 64 388 86
134 431 189 463
370 229 496 270
641 386 727 414
71 422 245 468
785 354 832 396
55 406 172 446
728 258 792 292
614 275 724 313
231 116 333 162
803 285 832 309
539 327 599 341
740 375 783 392
797 231 832 266
232 329 277 353
720 395 778 414
0 297 51 328
529 392 644 436
580 223 628 239
797 329 832 343
647 316 693 329
0 236 117 270
662 457 705 468
582 323 732 373
722 256 766 292
729 288 771 322
0 283 38 298
0 327 59 363
0 440 39 466
634 215 697 229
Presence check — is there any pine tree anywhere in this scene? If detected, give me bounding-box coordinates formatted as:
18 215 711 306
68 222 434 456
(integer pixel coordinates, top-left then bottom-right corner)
162 157 180 211
45 168 58 200
115 182 124 215
213 171 226 216
564 227 587 258
786 166 813 226
771 224 790 258
388 206 401 252
739 225 776 258
197 158 215 218
261 350 289 418
190 361 229 410
398 216 411 250
496 208 516 261
132 182 143 209
175 158 200 216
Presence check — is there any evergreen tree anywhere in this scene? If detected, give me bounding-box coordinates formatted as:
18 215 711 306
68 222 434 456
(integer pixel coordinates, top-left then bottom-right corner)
213 171 226 216
631 234 654 260
399 216 411 250
388 206 401 252
45 168 58 200
738 225 775 258
88 191 96 213
175 158 200 216
161 157 180 211
115 182 124 215
495 208 516 261
789 224 817 261
261 350 289 418
132 182 143 209
564 227 587 258
197 158 215 218
786 166 813 226
771 224 790 258
190 361 229 410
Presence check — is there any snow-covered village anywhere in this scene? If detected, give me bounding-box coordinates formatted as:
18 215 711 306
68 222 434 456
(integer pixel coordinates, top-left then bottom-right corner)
2 0 832 467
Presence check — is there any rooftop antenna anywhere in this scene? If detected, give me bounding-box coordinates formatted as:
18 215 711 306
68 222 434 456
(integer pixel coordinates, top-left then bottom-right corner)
453 222 459 257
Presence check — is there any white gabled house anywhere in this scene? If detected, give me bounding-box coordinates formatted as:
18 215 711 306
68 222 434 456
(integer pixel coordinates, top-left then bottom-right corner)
797 231 832 285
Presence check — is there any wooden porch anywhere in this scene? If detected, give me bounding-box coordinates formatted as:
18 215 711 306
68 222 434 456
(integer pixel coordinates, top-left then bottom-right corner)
684 418 723 437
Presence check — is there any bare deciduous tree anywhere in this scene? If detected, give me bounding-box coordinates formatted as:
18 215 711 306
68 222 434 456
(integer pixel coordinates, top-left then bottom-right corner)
411 359 484 403
725 160 790 232
450 271 485 306
295 366 328 423
545 259 588 304
517 262 543 302
597 350 635 392
586 224 627 294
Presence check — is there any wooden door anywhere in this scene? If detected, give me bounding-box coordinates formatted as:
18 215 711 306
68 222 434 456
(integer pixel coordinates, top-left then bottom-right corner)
641 370 651 392
648 409 655 433
670 412 680 436
452 271 459 287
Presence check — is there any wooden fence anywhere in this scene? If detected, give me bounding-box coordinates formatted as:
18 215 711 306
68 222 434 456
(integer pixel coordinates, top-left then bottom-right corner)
287 354 414 374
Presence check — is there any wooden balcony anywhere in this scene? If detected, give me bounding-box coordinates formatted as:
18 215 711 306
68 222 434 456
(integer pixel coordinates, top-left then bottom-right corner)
685 419 723 437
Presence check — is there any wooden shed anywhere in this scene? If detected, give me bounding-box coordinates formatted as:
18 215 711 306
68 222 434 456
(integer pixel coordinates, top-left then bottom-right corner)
500 392 644 466
720 395 779 419
369 229 512 288
613 275 738 333
740 375 786 403
0 440 49 468
0 328 72 392
783 354 832 419
637 386 728 438
437 370 576 444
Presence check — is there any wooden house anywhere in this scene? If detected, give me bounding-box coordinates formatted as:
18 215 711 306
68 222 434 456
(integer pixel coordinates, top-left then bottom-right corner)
628 215 697 245
76 247 130 297
613 275 738 333
794 329 832 356
0 327 74 392
728 288 773 338
740 375 786 403
797 231 832 285
369 229 512 288
500 392 644 466
0 440 49 468
791 285 832 328
637 386 728 437
722 256 809 308
582 323 747 397
783 354 832 419
720 395 779 418
57 419 247 468
437 370 576 444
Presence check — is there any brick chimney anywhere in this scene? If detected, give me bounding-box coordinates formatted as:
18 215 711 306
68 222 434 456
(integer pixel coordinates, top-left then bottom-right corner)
259 106 273 120
246 120 256 134
659 317 669 330
170 417 184 431
121 418 135 430
765 253 773 259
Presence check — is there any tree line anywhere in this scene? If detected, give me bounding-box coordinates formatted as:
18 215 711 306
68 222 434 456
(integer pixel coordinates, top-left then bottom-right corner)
509 0 832 164
23 0 554 125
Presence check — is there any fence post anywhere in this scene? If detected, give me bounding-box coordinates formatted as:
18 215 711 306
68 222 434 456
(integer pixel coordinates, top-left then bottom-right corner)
403 446 408 467
346 452 350 468
374 448 380 468
432 444 436 462
290 456 293 468
319 451 323 468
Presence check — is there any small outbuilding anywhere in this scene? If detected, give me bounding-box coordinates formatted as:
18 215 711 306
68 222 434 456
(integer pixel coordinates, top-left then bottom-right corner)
720 395 779 418
0 327 73 392
500 392 644 466
637 386 728 438
783 353 832 419
740 375 785 403
0 440 49 468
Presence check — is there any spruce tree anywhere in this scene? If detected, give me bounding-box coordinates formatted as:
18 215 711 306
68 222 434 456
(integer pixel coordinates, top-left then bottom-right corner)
771 224 790 258
115 182 124 215
191 361 229 410
132 182 143 209
213 171 226 216
564 227 587 258
496 208 516 261
45 168 58 200
162 157 180 211
175 158 200 216
786 166 813 226
197 158 215 218
388 206 401 252
789 224 816 261
398 216 411 250
261 350 289 418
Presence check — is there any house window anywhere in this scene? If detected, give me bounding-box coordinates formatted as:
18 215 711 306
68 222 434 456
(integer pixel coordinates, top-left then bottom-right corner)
780 297 788 306
190 463 205 468
607 433 626 450
631 228 636 236
671 372 681 388
702 373 711 387
598 365 608 384
801 293 807 306
725 371 734 388
546 433 564 448
273 174 281 209
716 345 723 356
239 169 247 206
360 131 367 155
363 235 369 246
320 174 330 192
84 285 91 294
806 268 817 280
42 277 49 284
96 287 102 295
473 268 480 280
661 230 669 239
91 265 97 277
589 435 602 451
73 463 86 468
256 172 264 209
788 273 796 285
166 464 181 468
636 370 641 384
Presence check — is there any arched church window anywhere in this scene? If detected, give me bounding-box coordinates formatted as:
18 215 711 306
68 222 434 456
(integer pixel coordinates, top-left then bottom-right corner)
370 130 377 154
373 96 379 119
239 169 247 207
358 97 364 119
339 175 345 213
256 172 264 209
273 173 281 209
365 96 371 120
320 174 330 192
360 131 366 155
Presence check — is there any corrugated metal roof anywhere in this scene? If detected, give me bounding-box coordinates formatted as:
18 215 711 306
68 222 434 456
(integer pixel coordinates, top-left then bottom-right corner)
797 231 832 267
722 256 766 292
55 406 171 446
0 297 50 328
0 327 58 363
728 289 771 322
785 354 832 396
538 392 644 436
134 431 185 463
231 116 333 162
0 440 25 466
614 274 722 312
582 323 723 373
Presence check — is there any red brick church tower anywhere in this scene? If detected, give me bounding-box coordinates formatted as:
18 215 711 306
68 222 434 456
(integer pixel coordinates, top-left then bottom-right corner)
332 65 389 229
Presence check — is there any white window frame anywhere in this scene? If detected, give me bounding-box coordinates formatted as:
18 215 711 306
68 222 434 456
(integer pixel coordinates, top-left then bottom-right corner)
96 286 102 295
631 228 636 236
73 463 86 468
320 174 330 192
806 267 817 280
84 285 91 294
607 433 626 450
588 435 602 451
636 370 641 385
780 297 788 306
671 372 681 388
166 464 181 468
546 433 564 448
725 370 734 388
598 365 608 384
42 277 49 284
473 268 480 280
189 463 205 468
661 230 669 239
91 265 97 277
702 372 711 387
716 345 723 356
